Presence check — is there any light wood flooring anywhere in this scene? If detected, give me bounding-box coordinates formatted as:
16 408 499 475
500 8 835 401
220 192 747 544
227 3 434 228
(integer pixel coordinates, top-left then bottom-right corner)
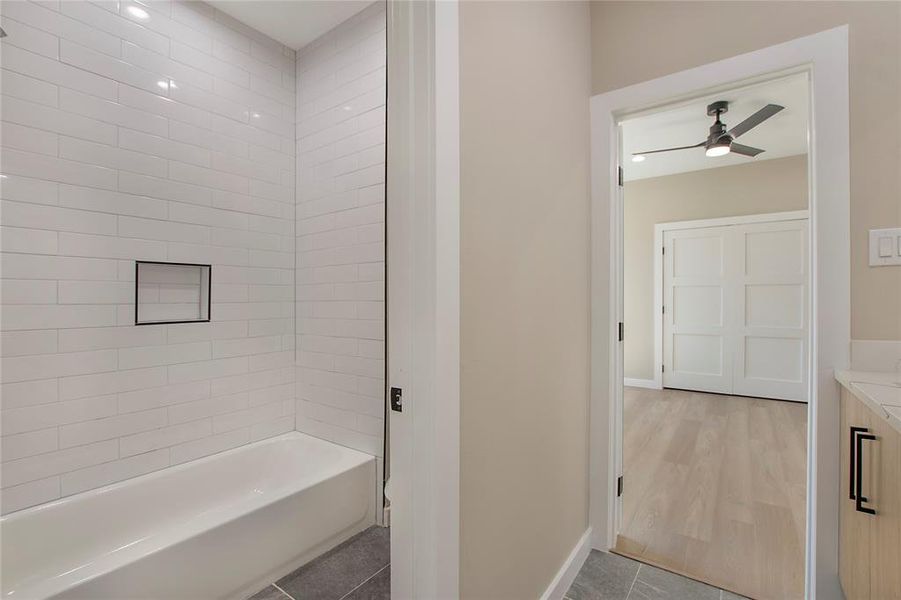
615 387 807 600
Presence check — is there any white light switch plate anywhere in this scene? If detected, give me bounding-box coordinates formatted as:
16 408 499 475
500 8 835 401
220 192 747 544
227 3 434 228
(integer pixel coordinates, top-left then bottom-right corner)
869 227 901 266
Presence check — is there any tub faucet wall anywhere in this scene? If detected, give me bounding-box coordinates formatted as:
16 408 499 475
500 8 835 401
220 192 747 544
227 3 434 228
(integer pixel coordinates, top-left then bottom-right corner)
0 0 297 514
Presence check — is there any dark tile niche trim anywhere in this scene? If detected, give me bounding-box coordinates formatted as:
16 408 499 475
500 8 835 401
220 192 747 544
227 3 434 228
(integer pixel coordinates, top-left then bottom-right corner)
134 260 212 326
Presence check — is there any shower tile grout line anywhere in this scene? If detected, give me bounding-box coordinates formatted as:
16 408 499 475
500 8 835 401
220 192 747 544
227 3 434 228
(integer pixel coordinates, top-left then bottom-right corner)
337 563 390 600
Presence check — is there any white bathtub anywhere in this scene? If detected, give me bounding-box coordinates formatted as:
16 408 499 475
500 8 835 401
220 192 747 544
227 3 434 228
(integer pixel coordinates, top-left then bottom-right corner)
1 432 376 600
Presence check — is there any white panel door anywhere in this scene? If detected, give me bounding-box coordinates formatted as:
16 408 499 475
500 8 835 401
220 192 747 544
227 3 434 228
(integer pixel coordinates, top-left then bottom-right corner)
732 220 808 401
661 216 808 402
663 227 733 394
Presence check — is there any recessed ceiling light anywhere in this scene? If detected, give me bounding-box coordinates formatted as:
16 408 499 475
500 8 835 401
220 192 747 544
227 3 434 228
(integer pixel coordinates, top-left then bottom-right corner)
157 80 169 90
631 155 645 163
126 5 150 20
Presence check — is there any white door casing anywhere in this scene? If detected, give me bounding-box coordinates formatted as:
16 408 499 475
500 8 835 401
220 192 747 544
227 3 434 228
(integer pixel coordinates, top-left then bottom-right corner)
661 214 808 402
386 1 415 595
386 2 461 598
590 28 849 600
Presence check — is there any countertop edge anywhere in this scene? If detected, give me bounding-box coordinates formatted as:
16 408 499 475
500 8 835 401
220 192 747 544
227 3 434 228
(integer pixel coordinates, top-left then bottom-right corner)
835 369 901 434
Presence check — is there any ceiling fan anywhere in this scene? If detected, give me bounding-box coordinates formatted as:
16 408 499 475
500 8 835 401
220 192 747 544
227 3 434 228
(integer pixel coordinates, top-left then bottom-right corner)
633 100 784 160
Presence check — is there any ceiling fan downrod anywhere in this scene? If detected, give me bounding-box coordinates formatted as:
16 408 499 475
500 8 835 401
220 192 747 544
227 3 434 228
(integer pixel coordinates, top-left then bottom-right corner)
707 101 731 144
705 100 733 156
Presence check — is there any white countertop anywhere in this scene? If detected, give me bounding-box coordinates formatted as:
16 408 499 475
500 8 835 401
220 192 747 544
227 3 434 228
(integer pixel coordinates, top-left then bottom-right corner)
835 370 901 433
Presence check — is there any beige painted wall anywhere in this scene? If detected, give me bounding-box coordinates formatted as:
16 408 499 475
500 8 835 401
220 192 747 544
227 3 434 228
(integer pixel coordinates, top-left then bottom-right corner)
592 1 901 341
460 1 591 597
624 156 809 381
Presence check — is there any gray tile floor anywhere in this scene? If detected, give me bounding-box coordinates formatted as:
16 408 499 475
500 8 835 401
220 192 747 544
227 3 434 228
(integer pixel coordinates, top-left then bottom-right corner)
567 551 749 600
248 531 745 600
247 526 390 600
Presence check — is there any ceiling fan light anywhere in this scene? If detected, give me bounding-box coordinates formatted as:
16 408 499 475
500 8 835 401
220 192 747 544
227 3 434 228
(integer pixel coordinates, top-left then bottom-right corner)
705 135 732 157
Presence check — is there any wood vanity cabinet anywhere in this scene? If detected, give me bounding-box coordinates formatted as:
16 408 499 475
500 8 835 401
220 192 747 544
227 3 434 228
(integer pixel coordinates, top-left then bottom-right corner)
839 387 901 600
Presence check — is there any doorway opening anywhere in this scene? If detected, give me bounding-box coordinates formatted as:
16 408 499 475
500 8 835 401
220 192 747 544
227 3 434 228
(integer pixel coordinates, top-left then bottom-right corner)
615 72 811 600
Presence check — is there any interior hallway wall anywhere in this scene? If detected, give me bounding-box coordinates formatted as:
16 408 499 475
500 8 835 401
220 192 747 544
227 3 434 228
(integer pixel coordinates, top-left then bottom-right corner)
294 2 386 465
624 155 808 381
590 0 901 342
0 0 296 514
459 2 591 597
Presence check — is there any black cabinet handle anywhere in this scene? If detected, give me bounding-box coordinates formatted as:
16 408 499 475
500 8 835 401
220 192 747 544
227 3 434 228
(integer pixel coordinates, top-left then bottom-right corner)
855 429 877 515
850 426 868 500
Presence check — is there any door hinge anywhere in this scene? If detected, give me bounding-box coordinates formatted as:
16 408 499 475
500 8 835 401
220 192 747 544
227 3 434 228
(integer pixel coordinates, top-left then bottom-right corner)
390 387 403 412
618 321 624 342
662 246 665 255
662 305 665 314
662 364 665 373
617 475 624 497
617 166 624 187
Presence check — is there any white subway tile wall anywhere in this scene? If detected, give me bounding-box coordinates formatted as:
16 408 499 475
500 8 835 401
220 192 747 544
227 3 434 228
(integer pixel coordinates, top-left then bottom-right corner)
295 3 386 458
0 0 297 514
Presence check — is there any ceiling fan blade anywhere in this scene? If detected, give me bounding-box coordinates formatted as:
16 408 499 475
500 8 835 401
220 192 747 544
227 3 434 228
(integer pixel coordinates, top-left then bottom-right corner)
633 142 705 156
730 143 765 157
727 104 784 138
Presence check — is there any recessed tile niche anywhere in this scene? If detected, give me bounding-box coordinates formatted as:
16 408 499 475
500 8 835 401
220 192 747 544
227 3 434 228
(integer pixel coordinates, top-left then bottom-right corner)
135 261 211 325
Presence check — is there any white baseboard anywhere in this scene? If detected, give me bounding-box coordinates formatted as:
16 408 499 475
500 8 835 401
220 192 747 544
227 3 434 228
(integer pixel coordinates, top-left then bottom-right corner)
851 339 901 372
623 377 661 390
540 527 592 600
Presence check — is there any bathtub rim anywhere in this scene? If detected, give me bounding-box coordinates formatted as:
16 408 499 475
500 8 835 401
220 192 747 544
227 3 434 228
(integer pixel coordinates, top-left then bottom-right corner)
1 431 372 521
1 431 376 599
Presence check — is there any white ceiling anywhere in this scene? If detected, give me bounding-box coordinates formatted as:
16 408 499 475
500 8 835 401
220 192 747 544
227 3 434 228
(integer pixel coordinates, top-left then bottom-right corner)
622 73 809 181
208 1 373 50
